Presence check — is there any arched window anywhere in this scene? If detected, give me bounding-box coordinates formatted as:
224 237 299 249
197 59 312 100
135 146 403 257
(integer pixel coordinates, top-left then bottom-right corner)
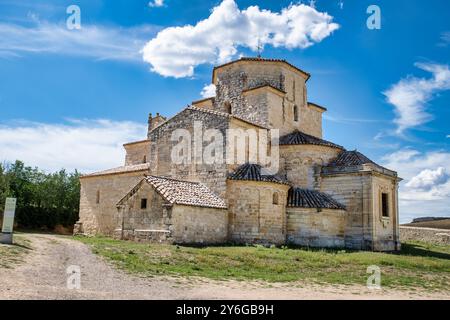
273 192 279 205
224 101 232 114
96 190 100 204
293 105 299 122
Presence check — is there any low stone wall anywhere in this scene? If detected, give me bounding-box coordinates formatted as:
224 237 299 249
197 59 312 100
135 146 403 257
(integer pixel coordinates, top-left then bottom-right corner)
113 228 172 243
400 226 450 245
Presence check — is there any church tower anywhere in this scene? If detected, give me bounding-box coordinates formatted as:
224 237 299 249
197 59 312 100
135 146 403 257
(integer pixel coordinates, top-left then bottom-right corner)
209 57 326 138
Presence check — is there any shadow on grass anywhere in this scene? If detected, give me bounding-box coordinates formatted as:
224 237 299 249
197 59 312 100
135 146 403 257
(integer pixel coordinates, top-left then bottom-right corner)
174 241 450 260
399 243 450 260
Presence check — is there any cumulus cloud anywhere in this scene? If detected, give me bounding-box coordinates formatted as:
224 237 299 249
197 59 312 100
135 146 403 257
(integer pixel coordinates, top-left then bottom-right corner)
405 167 449 190
383 62 450 134
381 149 450 222
200 84 216 98
0 119 147 173
142 0 339 78
0 20 158 62
148 0 164 8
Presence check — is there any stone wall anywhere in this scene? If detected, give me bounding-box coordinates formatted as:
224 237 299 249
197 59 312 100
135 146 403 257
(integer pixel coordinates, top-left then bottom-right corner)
280 145 341 189
320 172 373 250
149 108 230 199
371 174 400 251
124 141 150 165
213 60 321 138
118 182 169 231
302 104 323 138
286 208 346 247
170 205 228 244
227 180 290 245
320 171 400 251
78 171 148 235
400 226 450 245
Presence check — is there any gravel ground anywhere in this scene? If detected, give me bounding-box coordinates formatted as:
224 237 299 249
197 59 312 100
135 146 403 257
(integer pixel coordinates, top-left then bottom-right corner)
0 233 448 300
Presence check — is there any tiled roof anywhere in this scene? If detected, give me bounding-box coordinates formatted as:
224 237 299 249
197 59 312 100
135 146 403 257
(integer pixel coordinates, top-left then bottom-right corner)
322 150 399 178
213 57 311 81
145 175 227 209
327 150 379 167
279 130 344 149
81 163 150 178
287 188 346 210
228 163 289 185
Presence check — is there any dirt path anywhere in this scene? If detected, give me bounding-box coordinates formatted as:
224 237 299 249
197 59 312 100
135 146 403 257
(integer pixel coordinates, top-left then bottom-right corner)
0 233 448 300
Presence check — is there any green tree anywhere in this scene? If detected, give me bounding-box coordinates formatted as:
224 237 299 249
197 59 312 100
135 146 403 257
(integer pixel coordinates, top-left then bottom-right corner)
2 160 80 229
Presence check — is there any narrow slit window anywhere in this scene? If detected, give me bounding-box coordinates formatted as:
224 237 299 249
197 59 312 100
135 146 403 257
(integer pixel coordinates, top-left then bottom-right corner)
143 155 147 163
96 190 100 204
273 192 279 205
141 198 147 209
293 105 299 122
224 102 232 114
381 193 389 217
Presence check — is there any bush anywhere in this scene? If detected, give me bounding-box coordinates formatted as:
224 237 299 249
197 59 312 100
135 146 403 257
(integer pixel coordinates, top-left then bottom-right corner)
0 160 80 229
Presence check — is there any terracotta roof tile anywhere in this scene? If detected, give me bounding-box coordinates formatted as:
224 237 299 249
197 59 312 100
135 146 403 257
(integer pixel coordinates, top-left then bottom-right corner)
145 176 227 209
287 188 345 209
279 130 344 149
327 150 379 167
228 163 289 185
81 163 150 178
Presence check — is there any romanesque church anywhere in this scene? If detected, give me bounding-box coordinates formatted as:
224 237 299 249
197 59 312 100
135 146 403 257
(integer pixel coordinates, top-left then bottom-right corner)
75 57 401 251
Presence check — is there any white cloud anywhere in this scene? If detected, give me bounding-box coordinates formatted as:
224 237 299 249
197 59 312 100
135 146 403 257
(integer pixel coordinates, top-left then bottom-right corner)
0 119 147 173
405 167 449 190
148 0 164 8
0 21 158 62
200 84 216 98
438 31 450 47
381 149 450 222
142 0 339 78
383 62 450 134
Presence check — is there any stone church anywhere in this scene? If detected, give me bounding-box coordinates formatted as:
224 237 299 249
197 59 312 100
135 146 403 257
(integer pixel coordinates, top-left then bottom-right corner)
75 57 401 251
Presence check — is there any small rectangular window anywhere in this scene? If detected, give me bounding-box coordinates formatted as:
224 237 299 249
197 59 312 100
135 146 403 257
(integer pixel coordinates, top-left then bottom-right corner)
141 198 147 209
381 193 389 217
96 190 100 204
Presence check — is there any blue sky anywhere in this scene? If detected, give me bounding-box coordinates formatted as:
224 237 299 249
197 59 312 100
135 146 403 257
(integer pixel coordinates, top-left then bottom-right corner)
0 0 449 222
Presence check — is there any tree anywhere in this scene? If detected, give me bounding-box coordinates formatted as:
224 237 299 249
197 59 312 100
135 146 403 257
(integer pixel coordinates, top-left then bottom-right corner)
0 160 80 229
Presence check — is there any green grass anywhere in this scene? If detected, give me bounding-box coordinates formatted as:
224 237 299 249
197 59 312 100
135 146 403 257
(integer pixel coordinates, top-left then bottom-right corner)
76 236 450 291
0 234 32 269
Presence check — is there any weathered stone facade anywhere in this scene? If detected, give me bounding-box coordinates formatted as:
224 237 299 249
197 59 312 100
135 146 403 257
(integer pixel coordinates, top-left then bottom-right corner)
76 57 401 251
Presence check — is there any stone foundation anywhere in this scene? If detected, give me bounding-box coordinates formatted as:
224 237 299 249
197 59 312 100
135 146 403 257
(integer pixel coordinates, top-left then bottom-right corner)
113 228 172 243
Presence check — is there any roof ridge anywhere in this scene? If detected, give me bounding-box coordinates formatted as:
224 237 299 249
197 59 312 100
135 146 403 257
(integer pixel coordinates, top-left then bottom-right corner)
279 129 344 149
146 175 201 185
287 187 346 210
82 163 150 178
228 163 289 185
212 57 311 82
187 105 231 118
